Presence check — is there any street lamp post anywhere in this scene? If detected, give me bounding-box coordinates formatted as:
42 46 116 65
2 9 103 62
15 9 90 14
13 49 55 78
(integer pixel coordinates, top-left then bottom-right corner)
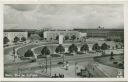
62 54 65 67
63 54 65 63
50 56 52 76
13 47 15 62
46 56 47 73
75 62 77 77
46 55 52 76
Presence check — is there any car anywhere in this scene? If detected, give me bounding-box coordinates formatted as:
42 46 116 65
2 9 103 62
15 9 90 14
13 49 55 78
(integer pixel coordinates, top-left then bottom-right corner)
57 62 64 65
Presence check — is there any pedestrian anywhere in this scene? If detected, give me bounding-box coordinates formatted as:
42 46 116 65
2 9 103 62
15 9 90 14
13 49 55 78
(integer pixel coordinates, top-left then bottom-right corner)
54 73 57 78
59 73 62 78
93 67 94 71
85 67 87 71
62 74 64 78
66 61 69 70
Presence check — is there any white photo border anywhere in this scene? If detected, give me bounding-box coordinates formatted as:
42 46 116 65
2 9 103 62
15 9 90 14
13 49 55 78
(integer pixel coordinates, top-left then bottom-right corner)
0 0 128 81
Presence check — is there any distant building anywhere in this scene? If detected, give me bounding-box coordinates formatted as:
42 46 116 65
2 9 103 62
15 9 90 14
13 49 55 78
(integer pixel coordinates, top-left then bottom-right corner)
74 29 124 41
74 29 108 38
107 30 124 41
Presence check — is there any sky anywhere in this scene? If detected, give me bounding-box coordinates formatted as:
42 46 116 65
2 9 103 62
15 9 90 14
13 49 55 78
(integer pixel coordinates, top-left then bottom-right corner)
4 4 124 29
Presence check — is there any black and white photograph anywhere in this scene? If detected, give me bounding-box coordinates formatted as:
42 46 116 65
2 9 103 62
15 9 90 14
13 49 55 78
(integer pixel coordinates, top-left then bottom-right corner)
2 81 126 82
3 4 124 78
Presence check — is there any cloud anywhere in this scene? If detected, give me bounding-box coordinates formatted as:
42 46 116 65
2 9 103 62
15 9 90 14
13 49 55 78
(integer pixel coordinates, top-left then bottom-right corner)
4 4 123 29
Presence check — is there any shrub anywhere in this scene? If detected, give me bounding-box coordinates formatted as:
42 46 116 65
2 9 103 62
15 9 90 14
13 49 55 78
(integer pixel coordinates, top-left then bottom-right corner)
64 53 74 56
113 61 118 64
51 54 61 57
118 63 124 69
77 51 84 55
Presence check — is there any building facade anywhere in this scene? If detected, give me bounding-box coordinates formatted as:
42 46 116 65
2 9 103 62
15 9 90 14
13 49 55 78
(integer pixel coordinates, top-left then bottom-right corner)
4 32 28 44
43 30 81 41
107 30 124 41
74 29 124 41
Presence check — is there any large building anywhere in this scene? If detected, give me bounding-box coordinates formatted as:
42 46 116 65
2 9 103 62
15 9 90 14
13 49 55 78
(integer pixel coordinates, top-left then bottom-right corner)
4 29 28 44
43 30 81 41
107 30 124 41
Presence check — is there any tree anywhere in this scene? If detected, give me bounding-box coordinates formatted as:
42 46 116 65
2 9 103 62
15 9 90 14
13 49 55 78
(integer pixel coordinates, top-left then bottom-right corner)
41 46 50 56
92 43 100 51
68 44 78 53
55 44 65 54
41 46 50 72
101 43 108 50
24 49 34 57
80 43 89 53
64 35 69 40
55 44 65 63
101 43 108 55
13 36 20 43
21 37 26 42
4 37 9 44
71 35 76 40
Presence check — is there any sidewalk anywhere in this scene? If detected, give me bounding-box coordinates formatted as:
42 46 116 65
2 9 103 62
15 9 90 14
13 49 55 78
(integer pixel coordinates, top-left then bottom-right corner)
94 62 123 77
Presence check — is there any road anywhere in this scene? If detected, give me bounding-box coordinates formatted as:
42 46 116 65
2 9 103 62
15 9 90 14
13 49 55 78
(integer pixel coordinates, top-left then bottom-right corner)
4 55 107 78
